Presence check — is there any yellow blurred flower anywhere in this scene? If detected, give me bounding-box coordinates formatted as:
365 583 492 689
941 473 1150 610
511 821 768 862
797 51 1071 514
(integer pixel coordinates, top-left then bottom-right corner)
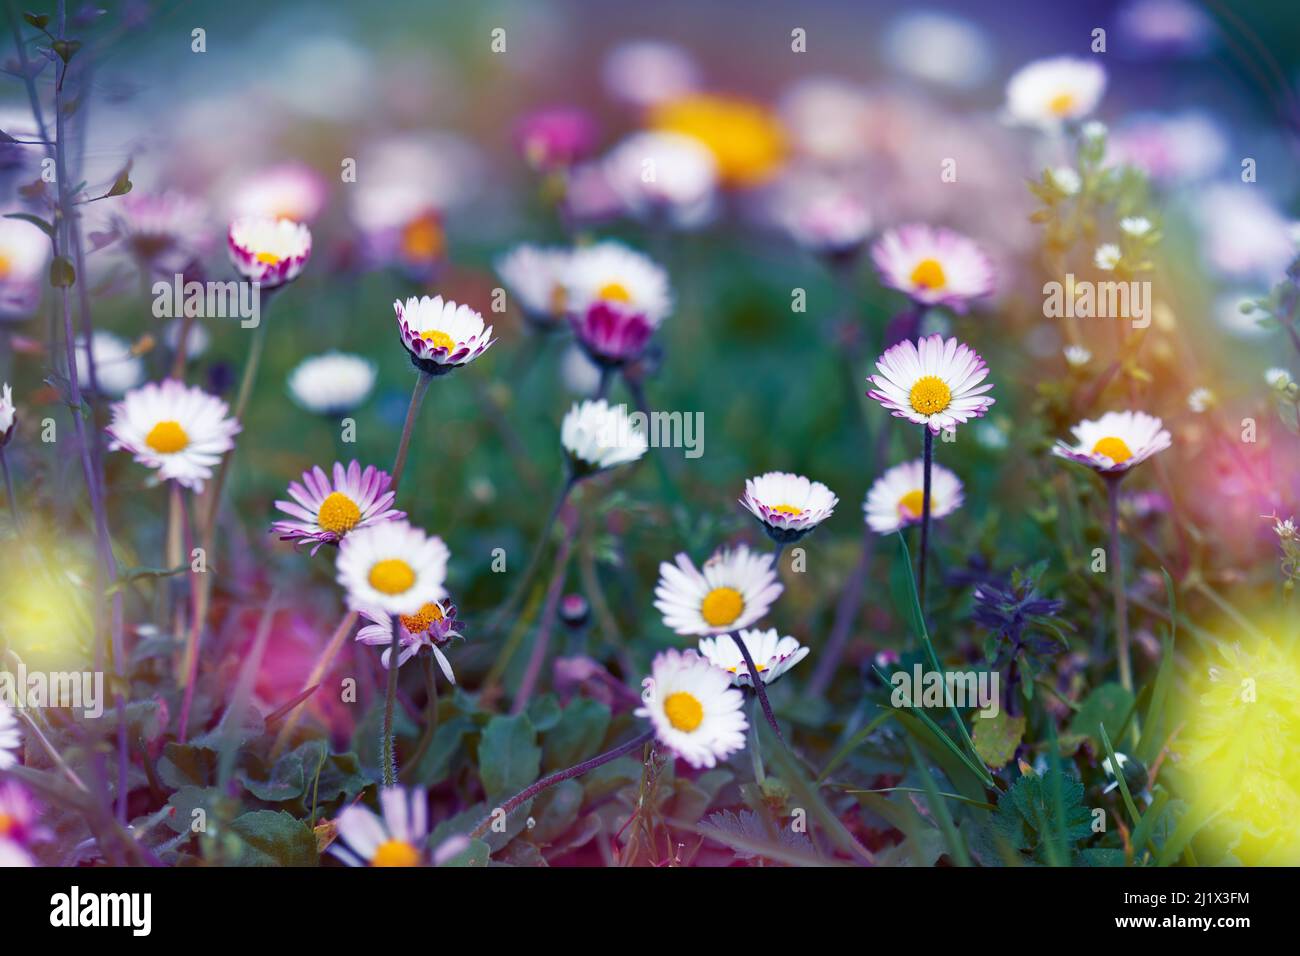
649 94 786 187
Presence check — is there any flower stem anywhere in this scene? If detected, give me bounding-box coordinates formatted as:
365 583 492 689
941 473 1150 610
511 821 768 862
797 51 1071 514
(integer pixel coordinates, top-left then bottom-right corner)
735 634 784 743
1106 476 1133 693
402 654 439 783
389 370 432 493
468 730 653 840
918 426 934 614
485 473 573 639
382 615 401 787
1 448 22 533
512 507 578 713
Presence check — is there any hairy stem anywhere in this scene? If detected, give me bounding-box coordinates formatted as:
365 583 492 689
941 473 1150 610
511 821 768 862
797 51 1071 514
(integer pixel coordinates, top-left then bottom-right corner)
1106 477 1133 693
735 634 784 743
382 616 401 787
512 508 578 713
389 370 432 492
918 426 934 614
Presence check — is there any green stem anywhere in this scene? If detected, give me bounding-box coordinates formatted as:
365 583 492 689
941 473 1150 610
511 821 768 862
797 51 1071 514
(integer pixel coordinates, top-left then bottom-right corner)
1106 477 1133 693
389 370 432 493
382 616 401 787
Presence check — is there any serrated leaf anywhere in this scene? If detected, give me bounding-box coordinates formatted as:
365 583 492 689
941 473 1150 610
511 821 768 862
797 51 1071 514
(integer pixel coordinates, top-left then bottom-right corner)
228 810 318 866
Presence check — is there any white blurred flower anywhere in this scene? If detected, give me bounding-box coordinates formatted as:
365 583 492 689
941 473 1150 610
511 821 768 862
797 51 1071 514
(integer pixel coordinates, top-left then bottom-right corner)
883 10 992 90
1094 243 1121 270
1265 367 1293 389
602 40 699 108
561 399 648 473
76 332 145 396
1005 57 1106 127
1050 166 1081 196
288 352 376 415
1064 345 1092 368
1193 185 1297 282
1187 387 1214 413
604 131 718 229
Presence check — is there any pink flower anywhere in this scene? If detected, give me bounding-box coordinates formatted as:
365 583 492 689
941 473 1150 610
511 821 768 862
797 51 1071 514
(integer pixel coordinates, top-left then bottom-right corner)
272 460 405 554
514 106 598 172
871 224 994 313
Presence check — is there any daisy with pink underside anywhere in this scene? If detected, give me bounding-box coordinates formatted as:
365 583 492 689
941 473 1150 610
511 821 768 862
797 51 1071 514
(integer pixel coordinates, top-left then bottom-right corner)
871 224 994 313
272 460 404 554
740 471 838 543
227 217 312 289
867 333 995 434
1051 410 1172 475
394 295 495 375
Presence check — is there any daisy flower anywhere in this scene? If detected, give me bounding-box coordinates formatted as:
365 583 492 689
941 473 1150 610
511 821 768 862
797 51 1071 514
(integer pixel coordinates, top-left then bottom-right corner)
287 352 377 415
635 648 747 769
495 244 572 328
106 379 240 492
740 471 839 543
604 131 718 229
0 214 49 319
779 187 872 261
1052 410 1172 475
394 295 495 375
109 191 212 274
564 242 672 365
654 544 783 636
698 629 810 687
1064 344 1092 368
1187 387 1214 413
0 701 20 769
272 460 404 554
1005 56 1106 126
864 459 964 534
1094 243 1121 271
75 331 145 396
871 224 994 313
329 787 429 867
227 217 312 289
229 162 328 224
355 601 463 678
561 399 649 475
335 520 449 616
0 383 15 446
866 333 995 434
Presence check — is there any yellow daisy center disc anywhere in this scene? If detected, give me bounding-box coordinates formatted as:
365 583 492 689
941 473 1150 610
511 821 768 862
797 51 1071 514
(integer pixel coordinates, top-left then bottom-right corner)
701 586 744 628
1048 91 1076 116
771 503 802 516
317 492 361 535
0 254 11 278
597 281 632 303
371 839 421 867
1091 436 1133 463
898 489 925 519
910 258 947 290
400 602 445 634
255 250 282 266
909 375 952 416
663 691 704 733
145 420 189 454
369 558 416 596
0 812 13 836
420 329 456 352
549 284 567 315
401 214 443 260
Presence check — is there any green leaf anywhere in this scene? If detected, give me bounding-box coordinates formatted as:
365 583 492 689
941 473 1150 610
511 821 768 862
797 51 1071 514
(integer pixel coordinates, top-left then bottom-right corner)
51 38 81 63
157 742 217 789
478 713 541 806
542 699 610 772
993 770 1093 863
49 255 75 288
529 779 584 844
1068 683 1134 748
23 12 50 29
972 710 1026 770
227 810 318 866
4 212 54 238
440 838 491 867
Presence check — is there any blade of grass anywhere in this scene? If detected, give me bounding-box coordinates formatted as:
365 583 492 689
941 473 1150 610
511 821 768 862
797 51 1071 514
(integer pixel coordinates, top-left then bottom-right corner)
904 737 971 866
817 707 893 783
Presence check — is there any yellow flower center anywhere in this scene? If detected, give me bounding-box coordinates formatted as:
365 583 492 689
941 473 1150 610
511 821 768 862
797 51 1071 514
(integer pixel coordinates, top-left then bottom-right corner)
145 420 189 454
596 281 632 303
650 93 787 187
420 329 457 352
399 602 445 634
549 284 567 315
771 504 802 516
663 691 704 733
0 253 11 278
255 250 282 266
1091 436 1133 463
371 839 421 867
0 812 13 836
898 489 926 520
908 375 952 416
1048 91 1076 116
369 558 416 596
401 213 444 261
909 258 947 290
700 586 744 628
316 492 361 535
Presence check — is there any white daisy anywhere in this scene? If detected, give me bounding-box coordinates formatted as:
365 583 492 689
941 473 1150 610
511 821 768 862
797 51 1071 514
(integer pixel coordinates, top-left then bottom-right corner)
604 131 718 229
76 331 145 396
698 629 810 687
227 217 312 289
0 700 20 769
1052 410 1172 475
864 459 965 534
355 601 463 678
866 333 996 433
1094 243 1121 271
495 244 572 328
105 379 241 491
1049 166 1082 196
287 352 377 415
0 383 16 446
0 214 49 319
329 787 429 867
1064 344 1092 368
564 242 673 326
228 162 328 224
635 648 747 769
272 460 404 554
561 399 649 474
335 520 449 616
1120 216 1153 237
654 544 783 636
870 225 994 313
1005 56 1106 126
740 471 838 542
394 295 495 375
